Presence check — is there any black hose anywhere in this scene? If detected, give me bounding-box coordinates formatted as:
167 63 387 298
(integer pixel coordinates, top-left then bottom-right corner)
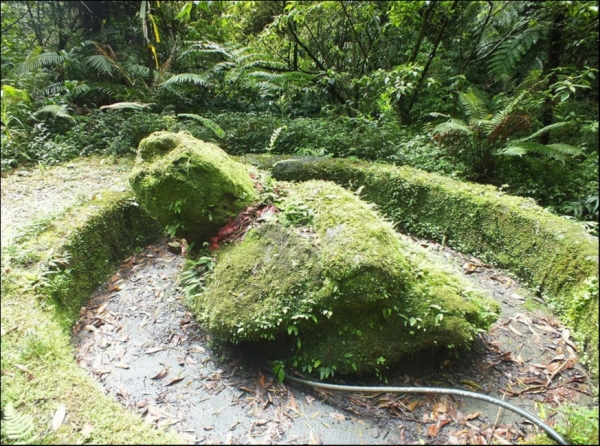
254 361 569 445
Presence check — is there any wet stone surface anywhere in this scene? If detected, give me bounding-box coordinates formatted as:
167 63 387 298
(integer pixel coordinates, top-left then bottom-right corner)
73 238 593 444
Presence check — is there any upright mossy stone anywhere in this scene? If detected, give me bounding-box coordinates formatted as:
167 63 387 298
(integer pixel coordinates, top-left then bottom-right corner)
129 131 256 245
195 180 499 375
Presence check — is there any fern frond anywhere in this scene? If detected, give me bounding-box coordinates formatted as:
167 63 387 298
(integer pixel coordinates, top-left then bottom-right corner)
43 82 68 96
516 121 573 142
3 402 35 443
487 114 531 143
459 91 487 121
99 102 155 111
84 82 127 98
123 63 151 80
161 73 210 87
432 120 472 137
86 54 117 75
35 105 75 121
499 142 581 161
21 52 65 72
488 29 539 79
177 114 226 139
267 126 287 151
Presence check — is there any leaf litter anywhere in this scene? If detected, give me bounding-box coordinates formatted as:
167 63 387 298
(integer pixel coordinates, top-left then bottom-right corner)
70 236 595 444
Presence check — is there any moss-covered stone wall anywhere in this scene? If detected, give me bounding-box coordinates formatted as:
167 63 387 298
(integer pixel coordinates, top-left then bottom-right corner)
244 155 599 381
22 191 164 323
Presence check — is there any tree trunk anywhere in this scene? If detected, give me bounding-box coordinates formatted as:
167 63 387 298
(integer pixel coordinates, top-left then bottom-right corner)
540 10 565 145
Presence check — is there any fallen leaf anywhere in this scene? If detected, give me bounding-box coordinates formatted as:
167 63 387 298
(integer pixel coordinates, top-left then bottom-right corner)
463 262 478 274
508 324 524 336
465 412 481 421
13 364 31 373
52 404 67 432
404 399 419 412
308 430 319 445
288 392 299 413
96 302 109 314
165 377 185 386
178 433 196 444
147 405 172 419
113 362 129 369
427 423 440 437
151 368 169 380
329 412 345 421
203 425 215 431
145 347 166 354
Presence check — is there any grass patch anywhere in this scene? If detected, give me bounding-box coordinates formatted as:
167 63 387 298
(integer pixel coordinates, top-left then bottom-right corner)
1 184 179 444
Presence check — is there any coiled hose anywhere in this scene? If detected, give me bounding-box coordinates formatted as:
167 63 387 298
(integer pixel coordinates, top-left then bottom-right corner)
253 361 569 445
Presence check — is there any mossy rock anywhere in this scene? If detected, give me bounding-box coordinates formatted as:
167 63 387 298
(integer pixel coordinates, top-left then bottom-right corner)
245 155 599 383
129 131 256 245
194 180 500 375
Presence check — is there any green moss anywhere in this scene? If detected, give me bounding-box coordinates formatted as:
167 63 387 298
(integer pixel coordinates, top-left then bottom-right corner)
251 156 598 382
21 191 163 324
194 180 499 375
1 191 179 444
130 131 256 245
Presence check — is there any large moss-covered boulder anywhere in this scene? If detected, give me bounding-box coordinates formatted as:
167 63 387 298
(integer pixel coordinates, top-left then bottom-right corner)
194 180 500 375
129 131 256 245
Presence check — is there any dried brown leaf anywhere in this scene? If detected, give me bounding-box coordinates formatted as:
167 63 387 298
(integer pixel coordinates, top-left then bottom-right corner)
288 392 299 413
508 324 524 336
151 368 168 380
147 405 171 419
113 361 129 369
405 399 419 412
145 347 166 354
427 423 440 437
165 376 184 386
329 412 345 421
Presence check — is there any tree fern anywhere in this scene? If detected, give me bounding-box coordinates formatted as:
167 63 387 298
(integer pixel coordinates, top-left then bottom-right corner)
1 402 35 444
177 114 226 139
488 29 539 79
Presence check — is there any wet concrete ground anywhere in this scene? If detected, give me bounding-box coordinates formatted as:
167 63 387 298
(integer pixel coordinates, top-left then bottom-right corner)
73 237 593 444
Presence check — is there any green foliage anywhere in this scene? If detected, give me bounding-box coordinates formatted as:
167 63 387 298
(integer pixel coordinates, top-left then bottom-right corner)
488 29 540 80
176 114 225 139
1 402 36 444
553 404 599 445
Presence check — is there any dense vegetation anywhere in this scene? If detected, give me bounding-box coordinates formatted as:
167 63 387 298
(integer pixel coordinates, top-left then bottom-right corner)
1 1 598 230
